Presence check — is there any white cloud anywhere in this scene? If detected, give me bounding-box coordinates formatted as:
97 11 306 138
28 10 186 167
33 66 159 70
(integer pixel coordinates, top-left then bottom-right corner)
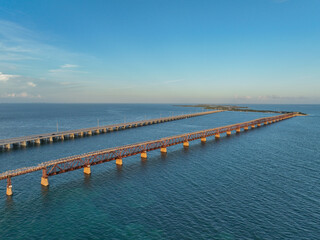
2 92 41 98
27 81 36 87
233 95 253 100
0 72 19 82
49 64 85 74
61 64 78 68
163 79 184 84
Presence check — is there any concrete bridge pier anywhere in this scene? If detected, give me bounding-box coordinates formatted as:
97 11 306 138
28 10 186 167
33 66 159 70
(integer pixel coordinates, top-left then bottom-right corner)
20 141 27 147
69 134 75 139
5 144 11 150
108 128 113 132
48 137 53 143
84 165 91 174
95 129 100 134
215 133 220 139
244 126 249 131
78 132 83 137
183 141 189 148
87 131 92 136
264 122 268 125
141 151 147 159
269 121 272 124
201 137 206 143
35 139 41 145
41 169 49 186
116 159 123 166
236 128 241 133
227 131 232 136
257 123 261 127
60 135 64 141
160 147 167 153
102 128 107 133
6 178 13 196
251 125 255 129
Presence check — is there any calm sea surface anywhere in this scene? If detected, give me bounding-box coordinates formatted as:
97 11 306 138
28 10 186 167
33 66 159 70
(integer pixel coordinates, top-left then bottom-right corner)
0 104 319 240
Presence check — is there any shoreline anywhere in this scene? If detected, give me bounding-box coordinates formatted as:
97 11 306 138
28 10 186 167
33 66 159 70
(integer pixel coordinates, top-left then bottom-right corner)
175 104 307 115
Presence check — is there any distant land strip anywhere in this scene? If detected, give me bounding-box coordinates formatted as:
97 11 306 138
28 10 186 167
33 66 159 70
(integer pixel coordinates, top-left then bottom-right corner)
176 104 307 116
0 110 224 151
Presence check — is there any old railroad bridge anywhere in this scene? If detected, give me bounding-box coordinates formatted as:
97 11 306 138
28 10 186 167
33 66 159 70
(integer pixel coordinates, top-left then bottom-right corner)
0 112 297 196
0 110 222 150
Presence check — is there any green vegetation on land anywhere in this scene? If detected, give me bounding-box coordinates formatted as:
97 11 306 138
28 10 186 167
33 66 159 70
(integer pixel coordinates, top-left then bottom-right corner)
176 104 307 115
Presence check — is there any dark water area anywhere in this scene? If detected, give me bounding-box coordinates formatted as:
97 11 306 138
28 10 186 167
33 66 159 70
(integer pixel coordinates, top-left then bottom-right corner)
0 104 319 239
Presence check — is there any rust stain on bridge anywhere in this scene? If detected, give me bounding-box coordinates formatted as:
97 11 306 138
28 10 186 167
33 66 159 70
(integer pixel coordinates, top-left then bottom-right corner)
1 112 297 196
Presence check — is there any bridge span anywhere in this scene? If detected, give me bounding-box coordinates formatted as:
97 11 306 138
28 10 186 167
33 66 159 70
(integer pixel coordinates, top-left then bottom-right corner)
0 110 223 151
1 112 297 196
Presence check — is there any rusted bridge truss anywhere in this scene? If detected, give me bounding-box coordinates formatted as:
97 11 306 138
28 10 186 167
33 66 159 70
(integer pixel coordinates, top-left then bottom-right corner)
0 112 297 196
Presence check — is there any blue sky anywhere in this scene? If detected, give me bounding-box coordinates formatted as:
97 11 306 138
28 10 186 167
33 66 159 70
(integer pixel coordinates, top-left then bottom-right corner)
0 0 319 103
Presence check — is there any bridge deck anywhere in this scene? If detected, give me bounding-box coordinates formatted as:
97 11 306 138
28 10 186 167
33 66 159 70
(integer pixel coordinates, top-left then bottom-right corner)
0 110 223 150
0 112 297 183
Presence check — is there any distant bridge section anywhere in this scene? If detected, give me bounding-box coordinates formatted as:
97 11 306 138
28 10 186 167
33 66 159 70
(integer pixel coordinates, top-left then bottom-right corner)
0 112 298 196
0 110 224 151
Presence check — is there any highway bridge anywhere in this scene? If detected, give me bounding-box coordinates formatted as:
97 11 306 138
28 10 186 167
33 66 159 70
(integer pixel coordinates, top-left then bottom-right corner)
0 112 297 196
0 110 223 151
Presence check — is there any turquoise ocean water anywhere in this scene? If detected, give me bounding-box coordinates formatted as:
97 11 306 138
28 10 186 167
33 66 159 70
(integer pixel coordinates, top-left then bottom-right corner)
0 104 319 239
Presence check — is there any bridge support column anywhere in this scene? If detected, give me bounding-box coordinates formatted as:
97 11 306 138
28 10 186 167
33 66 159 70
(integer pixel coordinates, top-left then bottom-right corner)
84 165 91 175
116 158 123 166
269 121 272 124
95 130 100 134
48 137 53 142
141 151 147 159
201 137 206 143
41 169 49 186
5 144 11 150
257 123 261 127
264 122 268 125
183 141 189 148
6 178 13 196
244 126 249 131
251 125 255 129
61 135 64 141
108 128 113 132
69 134 74 139
87 131 92 136
227 131 232 136
160 147 167 153
102 128 107 133
215 133 220 139
236 128 241 133
21 141 27 147
35 139 41 144
79 132 83 137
